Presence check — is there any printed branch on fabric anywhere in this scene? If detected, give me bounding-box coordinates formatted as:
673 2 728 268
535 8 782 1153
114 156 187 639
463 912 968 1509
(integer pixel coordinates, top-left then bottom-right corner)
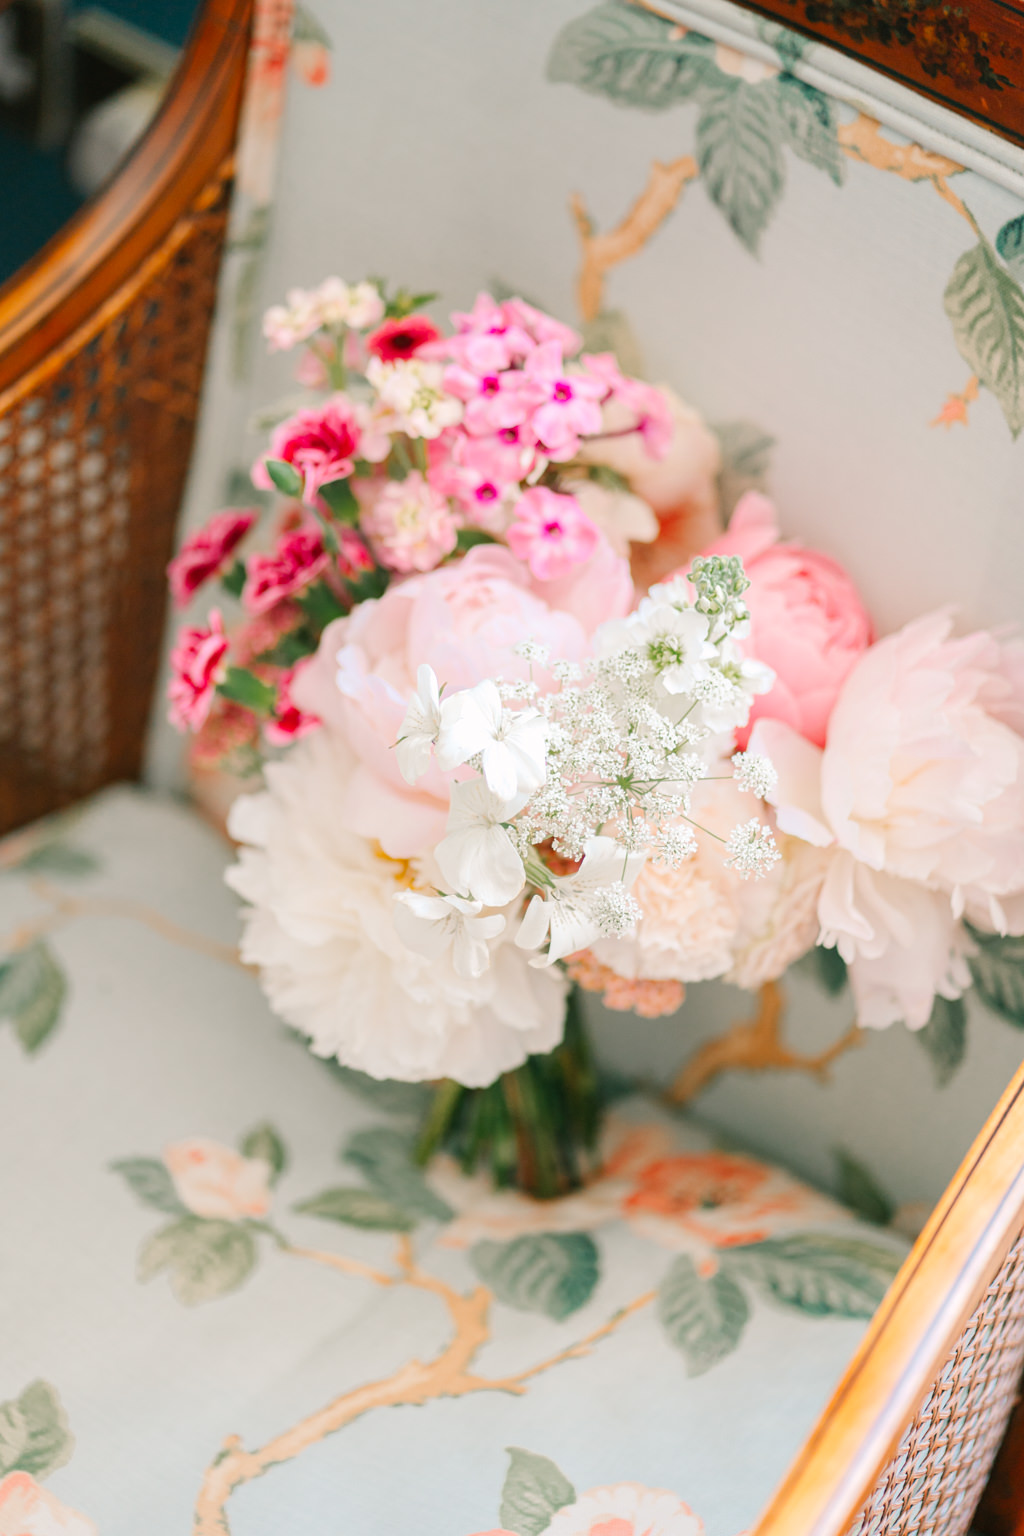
551 0 1024 436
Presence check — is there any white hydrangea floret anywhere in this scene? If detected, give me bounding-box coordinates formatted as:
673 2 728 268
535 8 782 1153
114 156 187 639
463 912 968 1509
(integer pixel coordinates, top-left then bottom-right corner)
724 819 781 880
731 750 778 799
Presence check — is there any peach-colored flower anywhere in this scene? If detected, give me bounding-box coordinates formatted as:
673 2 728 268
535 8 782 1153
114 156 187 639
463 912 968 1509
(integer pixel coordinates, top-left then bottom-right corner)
621 1151 844 1252
0 1472 96 1536
714 42 779 82
163 1138 273 1221
566 951 685 1018
578 386 721 591
544 1483 704 1536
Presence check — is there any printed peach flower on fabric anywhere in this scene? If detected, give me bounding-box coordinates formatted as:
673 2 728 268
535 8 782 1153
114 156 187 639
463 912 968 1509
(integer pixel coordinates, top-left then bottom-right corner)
167 611 229 732
701 493 873 749
755 609 1024 1027
0 1472 96 1536
577 386 722 591
163 1138 273 1221
544 1484 705 1536
167 508 256 608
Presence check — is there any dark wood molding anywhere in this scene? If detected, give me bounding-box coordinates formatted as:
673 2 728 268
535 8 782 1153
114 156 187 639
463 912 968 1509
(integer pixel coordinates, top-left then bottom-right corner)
731 0 1024 149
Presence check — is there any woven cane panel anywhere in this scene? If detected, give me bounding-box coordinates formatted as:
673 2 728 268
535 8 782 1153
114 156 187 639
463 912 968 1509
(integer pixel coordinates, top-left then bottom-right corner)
0 172 233 834
848 1231 1024 1536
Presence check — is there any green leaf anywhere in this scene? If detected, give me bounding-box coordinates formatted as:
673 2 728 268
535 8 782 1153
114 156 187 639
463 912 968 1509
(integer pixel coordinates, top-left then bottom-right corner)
773 76 843 185
293 1186 415 1231
712 419 776 517
697 80 785 255
658 1254 749 1375
138 1217 258 1305
17 842 98 877
797 943 849 997
0 941 66 1053
0 1381 73 1479
723 1233 901 1317
472 1233 599 1321
264 458 304 497
453 527 499 554
318 477 360 523
342 1127 452 1222
547 1 715 110
500 1447 576 1536
240 1123 288 1182
944 238 1024 437
221 557 247 599
255 626 318 669
915 994 967 1087
292 2 331 47
295 581 348 631
835 1150 895 1227
967 926 1024 1028
996 214 1024 283
580 308 645 376
110 1157 188 1215
324 1061 433 1117
216 666 277 716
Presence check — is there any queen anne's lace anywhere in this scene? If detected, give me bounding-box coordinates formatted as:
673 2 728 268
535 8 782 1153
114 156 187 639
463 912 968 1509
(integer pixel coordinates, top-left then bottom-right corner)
395 557 779 969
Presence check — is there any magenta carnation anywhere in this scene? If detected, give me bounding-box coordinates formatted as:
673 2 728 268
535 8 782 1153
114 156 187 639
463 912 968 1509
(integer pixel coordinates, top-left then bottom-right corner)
168 610 229 732
166 509 256 608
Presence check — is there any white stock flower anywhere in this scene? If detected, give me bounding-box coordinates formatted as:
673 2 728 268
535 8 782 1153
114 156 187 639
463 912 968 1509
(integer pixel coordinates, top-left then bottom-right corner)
598 592 712 695
366 356 463 439
226 730 565 1086
395 664 445 784
393 890 506 979
437 679 548 800
435 779 527 907
516 837 646 966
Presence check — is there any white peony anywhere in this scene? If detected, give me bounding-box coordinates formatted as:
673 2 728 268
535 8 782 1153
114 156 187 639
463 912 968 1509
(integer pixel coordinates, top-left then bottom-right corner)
225 730 566 1086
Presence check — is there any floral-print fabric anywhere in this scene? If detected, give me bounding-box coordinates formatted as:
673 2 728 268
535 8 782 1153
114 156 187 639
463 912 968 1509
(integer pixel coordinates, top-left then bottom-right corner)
0 788 908 1535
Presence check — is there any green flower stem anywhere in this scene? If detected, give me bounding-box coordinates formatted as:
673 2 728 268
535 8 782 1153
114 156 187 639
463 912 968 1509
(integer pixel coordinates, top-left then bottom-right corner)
414 986 603 1199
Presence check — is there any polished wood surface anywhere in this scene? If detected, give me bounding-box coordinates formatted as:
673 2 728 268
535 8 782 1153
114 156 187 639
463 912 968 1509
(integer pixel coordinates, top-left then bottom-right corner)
751 1056 1024 1535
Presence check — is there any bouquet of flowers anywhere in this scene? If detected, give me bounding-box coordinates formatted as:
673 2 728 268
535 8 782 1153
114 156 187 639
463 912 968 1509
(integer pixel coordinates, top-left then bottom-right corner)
168 276 1024 1196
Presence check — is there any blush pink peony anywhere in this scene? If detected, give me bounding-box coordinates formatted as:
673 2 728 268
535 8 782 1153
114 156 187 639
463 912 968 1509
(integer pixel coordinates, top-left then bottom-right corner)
702 493 873 748
293 543 631 858
167 508 256 608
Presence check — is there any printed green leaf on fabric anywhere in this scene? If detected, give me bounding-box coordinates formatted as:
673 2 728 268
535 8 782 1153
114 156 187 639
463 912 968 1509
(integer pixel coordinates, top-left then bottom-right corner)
967 926 1024 1028
138 1216 258 1305
342 1126 453 1222
240 1123 288 1182
0 1381 74 1479
500 1447 576 1536
658 1254 749 1375
835 1150 896 1227
944 238 1024 437
914 994 967 1086
17 843 99 878
996 214 1024 283
713 420 776 517
293 3 331 47
547 1 715 111
0 941 67 1053
472 1233 599 1321
697 80 785 254
326 1062 434 1117
723 1232 901 1317
293 1186 416 1231
773 76 844 185
110 1157 188 1215
580 309 646 377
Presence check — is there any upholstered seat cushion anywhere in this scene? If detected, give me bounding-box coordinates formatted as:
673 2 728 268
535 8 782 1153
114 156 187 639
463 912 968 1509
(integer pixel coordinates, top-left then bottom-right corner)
0 788 909 1536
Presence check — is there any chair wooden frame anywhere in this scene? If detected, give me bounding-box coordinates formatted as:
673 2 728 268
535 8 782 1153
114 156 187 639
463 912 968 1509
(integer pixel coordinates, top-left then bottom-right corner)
753 1054 1024 1534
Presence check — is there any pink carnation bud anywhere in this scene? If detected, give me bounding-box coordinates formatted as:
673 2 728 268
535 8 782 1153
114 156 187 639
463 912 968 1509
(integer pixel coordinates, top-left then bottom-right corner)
166 509 256 608
168 610 229 732
507 487 600 581
242 525 329 613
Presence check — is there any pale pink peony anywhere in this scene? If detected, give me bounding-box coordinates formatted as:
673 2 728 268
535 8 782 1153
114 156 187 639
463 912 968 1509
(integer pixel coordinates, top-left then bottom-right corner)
703 493 873 748
253 395 383 500
360 471 458 572
292 544 631 858
0 1472 96 1536
544 1487 704 1536
242 524 329 613
163 1137 273 1220
167 610 229 732
507 487 600 580
167 509 256 608
756 609 1024 1027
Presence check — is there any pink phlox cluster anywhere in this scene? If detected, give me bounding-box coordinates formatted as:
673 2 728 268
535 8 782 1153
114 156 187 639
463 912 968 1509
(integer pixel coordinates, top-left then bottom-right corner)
507 486 600 581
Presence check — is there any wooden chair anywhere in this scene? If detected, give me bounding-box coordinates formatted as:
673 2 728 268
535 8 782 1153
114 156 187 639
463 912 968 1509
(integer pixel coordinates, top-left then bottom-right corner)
0 0 253 836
